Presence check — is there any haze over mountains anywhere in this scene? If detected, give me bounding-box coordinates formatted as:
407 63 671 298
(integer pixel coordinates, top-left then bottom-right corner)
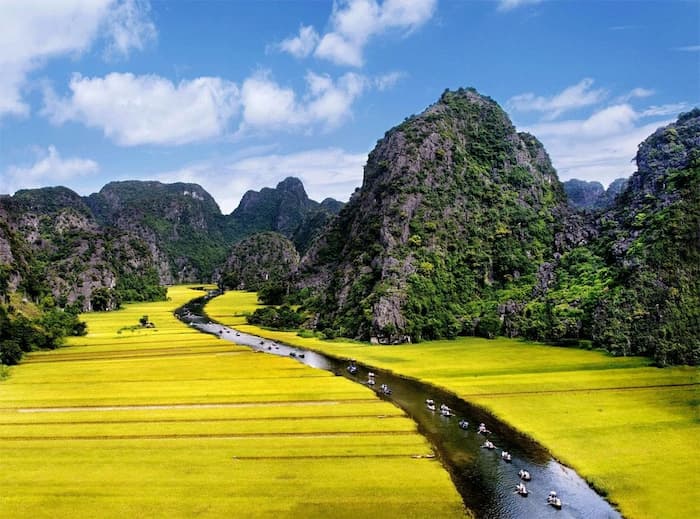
1 89 697 365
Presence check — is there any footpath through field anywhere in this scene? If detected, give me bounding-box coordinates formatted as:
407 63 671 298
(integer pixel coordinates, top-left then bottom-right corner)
207 290 700 519
0 286 465 518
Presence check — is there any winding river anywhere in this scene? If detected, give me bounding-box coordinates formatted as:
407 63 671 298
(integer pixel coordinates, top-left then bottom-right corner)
177 295 621 519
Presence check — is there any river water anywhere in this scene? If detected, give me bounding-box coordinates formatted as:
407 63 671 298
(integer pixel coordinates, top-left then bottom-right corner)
177 296 622 519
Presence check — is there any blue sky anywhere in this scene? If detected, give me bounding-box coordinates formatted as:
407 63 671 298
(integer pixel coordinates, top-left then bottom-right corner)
1 0 698 213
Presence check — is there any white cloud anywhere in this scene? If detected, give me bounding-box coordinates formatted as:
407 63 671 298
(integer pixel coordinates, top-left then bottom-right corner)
615 87 655 103
524 103 681 187
2 145 99 194
498 0 544 11
640 103 690 117
0 0 155 119
278 25 320 58
277 0 436 67
239 71 367 132
43 68 372 143
103 0 157 60
508 78 607 119
156 148 368 213
43 73 240 146
375 71 405 91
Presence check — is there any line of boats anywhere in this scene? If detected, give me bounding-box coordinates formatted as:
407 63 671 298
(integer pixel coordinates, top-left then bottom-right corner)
425 397 563 509
346 360 564 510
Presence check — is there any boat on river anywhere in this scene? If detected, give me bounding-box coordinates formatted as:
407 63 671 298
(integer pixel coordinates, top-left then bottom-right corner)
547 491 563 509
458 419 469 430
482 440 495 449
477 422 491 434
501 451 512 462
518 469 531 481
426 399 436 411
516 482 529 496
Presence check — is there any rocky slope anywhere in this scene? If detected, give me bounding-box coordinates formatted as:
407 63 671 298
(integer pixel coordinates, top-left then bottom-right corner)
297 88 568 342
591 108 700 364
231 177 344 253
0 187 164 310
294 91 698 365
220 232 300 291
1 177 343 310
563 178 629 210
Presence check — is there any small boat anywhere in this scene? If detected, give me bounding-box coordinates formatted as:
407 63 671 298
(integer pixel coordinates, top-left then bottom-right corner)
547 491 562 509
518 469 531 481
439 404 454 417
426 399 436 411
515 482 528 496
477 423 491 434
367 377 376 386
501 451 512 462
482 440 495 450
379 384 392 395
347 361 358 375
458 419 469 430
298 353 305 359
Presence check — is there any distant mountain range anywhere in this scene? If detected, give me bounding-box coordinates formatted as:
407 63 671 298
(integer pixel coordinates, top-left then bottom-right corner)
0 177 342 310
1 90 697 365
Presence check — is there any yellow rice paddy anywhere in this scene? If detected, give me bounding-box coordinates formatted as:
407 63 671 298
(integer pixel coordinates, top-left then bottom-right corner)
0 286 465 518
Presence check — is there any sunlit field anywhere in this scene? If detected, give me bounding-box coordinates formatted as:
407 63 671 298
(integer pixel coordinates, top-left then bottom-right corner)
207 290 700 519
0 286 465 518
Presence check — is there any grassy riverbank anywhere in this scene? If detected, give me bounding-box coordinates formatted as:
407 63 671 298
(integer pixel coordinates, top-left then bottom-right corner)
0 286 464 518
207 290 699 519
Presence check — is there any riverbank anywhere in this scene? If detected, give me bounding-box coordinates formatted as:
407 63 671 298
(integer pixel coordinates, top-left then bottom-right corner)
0 286 465 518
207 290 700 519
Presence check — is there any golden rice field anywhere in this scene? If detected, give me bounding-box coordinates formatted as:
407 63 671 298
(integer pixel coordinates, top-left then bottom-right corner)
207 290 700 519
0 286 465 518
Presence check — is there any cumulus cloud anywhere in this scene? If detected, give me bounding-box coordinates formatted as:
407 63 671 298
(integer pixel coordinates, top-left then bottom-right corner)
277 0 437 67
0 0 155 119
239 71 367 132
42 69 371 144
156 147 368 213
525 103 681 186
278 25 320 58
1 145 99 194
43 73 240 146
508 78 608 120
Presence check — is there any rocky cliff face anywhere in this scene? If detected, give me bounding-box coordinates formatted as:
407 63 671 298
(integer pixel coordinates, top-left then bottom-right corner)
0 177 343 310
0 187 163 310
563 178 629 210
220 232 300 291
297 88 568 342
591 108 700 364
231 177 343 252
87 181 231 282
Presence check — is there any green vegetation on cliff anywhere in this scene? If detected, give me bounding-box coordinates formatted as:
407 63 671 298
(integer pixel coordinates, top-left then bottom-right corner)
295 91 698 365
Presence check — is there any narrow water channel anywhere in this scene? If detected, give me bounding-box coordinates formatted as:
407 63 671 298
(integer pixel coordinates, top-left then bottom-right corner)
177 295 621 519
